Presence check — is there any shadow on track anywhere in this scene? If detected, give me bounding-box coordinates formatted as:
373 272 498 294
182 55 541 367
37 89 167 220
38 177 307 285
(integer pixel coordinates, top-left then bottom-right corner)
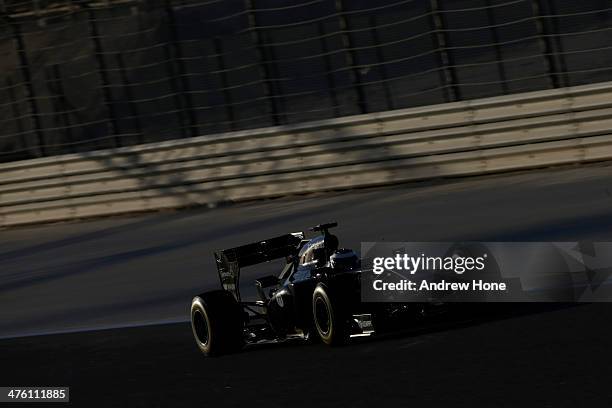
3 302 606 408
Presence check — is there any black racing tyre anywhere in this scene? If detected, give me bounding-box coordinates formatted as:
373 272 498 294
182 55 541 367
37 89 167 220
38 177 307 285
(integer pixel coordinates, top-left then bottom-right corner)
190 290 244 356
312 283 349 346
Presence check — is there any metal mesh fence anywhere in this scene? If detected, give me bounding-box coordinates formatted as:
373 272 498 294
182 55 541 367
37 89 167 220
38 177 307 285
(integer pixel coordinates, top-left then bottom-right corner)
0 0 610 163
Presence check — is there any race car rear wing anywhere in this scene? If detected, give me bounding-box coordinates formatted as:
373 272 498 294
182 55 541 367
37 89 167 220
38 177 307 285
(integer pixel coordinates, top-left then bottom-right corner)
214 232 304 300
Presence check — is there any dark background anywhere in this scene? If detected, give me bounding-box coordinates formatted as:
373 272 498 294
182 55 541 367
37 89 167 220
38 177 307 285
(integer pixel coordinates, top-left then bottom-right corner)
0 0 610 162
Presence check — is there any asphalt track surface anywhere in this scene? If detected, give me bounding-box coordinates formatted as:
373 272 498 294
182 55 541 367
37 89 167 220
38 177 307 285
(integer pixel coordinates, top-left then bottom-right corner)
2 164 612 407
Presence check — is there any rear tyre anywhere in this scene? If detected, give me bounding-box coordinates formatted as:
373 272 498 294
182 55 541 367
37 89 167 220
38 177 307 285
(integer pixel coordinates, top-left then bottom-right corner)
312 283 349 346
191 290 244 356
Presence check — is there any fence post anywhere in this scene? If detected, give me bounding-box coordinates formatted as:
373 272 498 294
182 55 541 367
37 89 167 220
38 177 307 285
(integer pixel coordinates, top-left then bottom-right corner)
11 18 46 157
87 4 120 147
335 0 368 114
213 37 236 131
6 78 27 153
532 0 569 88
369 14 394 110
546 0 570 87
428 0 460 102
45 64 75 153
116 52 144 144
164 0 198 138
484 0 509 94
244 0 284 126
317 22 340 117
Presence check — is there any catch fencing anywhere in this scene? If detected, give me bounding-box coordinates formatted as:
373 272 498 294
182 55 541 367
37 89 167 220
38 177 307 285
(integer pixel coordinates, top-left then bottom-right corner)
0 0 611 163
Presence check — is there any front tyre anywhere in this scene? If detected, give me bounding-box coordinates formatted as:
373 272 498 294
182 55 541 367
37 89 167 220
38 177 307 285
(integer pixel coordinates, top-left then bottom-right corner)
312 283 349 346
191 290 244 356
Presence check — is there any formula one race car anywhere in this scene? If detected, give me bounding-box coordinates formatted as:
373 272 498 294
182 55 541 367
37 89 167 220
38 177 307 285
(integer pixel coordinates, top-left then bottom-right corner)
190 222 431 356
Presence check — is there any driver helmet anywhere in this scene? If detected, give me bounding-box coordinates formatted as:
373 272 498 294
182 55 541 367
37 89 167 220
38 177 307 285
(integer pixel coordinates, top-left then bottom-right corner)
329 248 360 271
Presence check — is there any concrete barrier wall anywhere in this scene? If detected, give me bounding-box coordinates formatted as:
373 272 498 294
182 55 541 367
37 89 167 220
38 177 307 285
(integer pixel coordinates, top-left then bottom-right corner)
1 81 612 227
